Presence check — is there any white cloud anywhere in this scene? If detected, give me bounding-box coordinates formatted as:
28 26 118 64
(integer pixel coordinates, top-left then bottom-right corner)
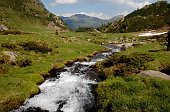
61 13 74 17
119 0 150 8
117 11 129 16
83 0 151 9
50 0 151 9
125 1 150 9
50 0 77 6
60 12 112 19
80 12 111 19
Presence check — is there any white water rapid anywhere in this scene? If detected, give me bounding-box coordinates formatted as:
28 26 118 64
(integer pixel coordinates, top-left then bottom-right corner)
14 45 121 112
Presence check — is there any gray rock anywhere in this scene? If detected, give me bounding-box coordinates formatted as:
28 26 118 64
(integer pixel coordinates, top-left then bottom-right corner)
0 24 8 31
140 70 170 80
2 51 17 61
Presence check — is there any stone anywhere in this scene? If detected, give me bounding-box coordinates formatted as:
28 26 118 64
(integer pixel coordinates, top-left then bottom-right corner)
115 43 134 49
2 51 17 61
140 70 170 80
0 24 8 31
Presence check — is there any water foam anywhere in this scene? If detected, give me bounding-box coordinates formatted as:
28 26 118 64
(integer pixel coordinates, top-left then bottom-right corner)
15 46 120 112
19 72 96 112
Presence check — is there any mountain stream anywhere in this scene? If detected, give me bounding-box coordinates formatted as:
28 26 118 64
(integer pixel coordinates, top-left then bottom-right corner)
14 45 121 112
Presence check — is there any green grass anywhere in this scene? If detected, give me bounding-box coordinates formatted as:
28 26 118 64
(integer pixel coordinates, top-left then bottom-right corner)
0 31 108 111
96 75 170 112
0 76 40 112
118 42 170 70
60 32 136 44
1 29 169 112
96 41 170 112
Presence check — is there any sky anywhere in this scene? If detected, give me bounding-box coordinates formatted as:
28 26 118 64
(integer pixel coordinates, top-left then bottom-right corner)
41 0 170 19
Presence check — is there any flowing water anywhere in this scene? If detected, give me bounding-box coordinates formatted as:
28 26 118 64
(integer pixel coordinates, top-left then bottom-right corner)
14 45 121 112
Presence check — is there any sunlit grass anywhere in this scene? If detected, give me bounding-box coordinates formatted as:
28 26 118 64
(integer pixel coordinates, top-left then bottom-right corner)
96 42 170 112
0 31 105 111
96 75 170 112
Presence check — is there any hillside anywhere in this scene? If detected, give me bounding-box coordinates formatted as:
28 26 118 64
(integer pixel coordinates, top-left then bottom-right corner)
0 0 69 32
103 1 170 33
61 14 123 30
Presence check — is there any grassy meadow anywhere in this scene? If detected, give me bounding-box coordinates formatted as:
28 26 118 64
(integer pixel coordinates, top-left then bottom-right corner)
1 28 170 112
0 30 109 111
95 41 170 112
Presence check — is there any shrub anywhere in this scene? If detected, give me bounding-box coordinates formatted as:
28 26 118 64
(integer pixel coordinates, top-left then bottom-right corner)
96 53 154 77
0 54 10 64
76 27 94 32
0 64 9 74
15 59 32 67
0 55 11 74
160 63 170 75
1 42 18 49
19 41 53 53
1 30 23 35
55 30 59 35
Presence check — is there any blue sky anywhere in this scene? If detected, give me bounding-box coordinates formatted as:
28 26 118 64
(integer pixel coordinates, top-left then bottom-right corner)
41 0 170 19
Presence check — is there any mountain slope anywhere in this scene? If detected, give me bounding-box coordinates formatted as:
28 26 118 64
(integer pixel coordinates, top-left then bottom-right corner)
61 14 123 30
105 1 170 33
0 0 69 32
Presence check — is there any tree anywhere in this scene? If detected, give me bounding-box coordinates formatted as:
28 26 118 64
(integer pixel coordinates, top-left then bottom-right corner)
55 30 58 35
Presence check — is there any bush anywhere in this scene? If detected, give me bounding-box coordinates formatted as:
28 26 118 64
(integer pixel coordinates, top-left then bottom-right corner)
15 59 32 67
0 64 9 74
1 30 23 35
55 30 58 35
160 63 170 75
76 27 94 32
0 54 32 68
0 54 10 64
96 53 154 77
19 41 53 53
1 42 18 49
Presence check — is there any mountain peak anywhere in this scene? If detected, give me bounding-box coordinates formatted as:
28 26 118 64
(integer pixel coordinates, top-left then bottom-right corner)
73 14 88 17
61 14 123 30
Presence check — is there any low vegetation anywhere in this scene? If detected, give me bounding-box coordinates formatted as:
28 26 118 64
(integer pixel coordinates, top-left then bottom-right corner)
0 0 68 32
76 27 94 32
96 75 170 112
96 53 154 78
19 41 53 53
99 1 170 33
0 30 106 111
1 0 169 112
95 41 170 112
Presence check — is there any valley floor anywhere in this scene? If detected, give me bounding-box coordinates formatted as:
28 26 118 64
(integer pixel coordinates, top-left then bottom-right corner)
0 31 105 111
0 30 170 112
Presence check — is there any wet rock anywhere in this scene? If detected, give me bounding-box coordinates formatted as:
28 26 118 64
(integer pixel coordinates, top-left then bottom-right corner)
115 43 134 49
56 100 67 112
65 60 74 66
48 66 66 77
83 68 104 82
22 107 49 112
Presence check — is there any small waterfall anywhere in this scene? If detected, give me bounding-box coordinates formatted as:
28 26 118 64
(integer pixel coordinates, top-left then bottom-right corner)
14 45 121 112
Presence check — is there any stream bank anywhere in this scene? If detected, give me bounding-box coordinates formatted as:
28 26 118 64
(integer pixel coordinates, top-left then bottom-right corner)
13 45 121 112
